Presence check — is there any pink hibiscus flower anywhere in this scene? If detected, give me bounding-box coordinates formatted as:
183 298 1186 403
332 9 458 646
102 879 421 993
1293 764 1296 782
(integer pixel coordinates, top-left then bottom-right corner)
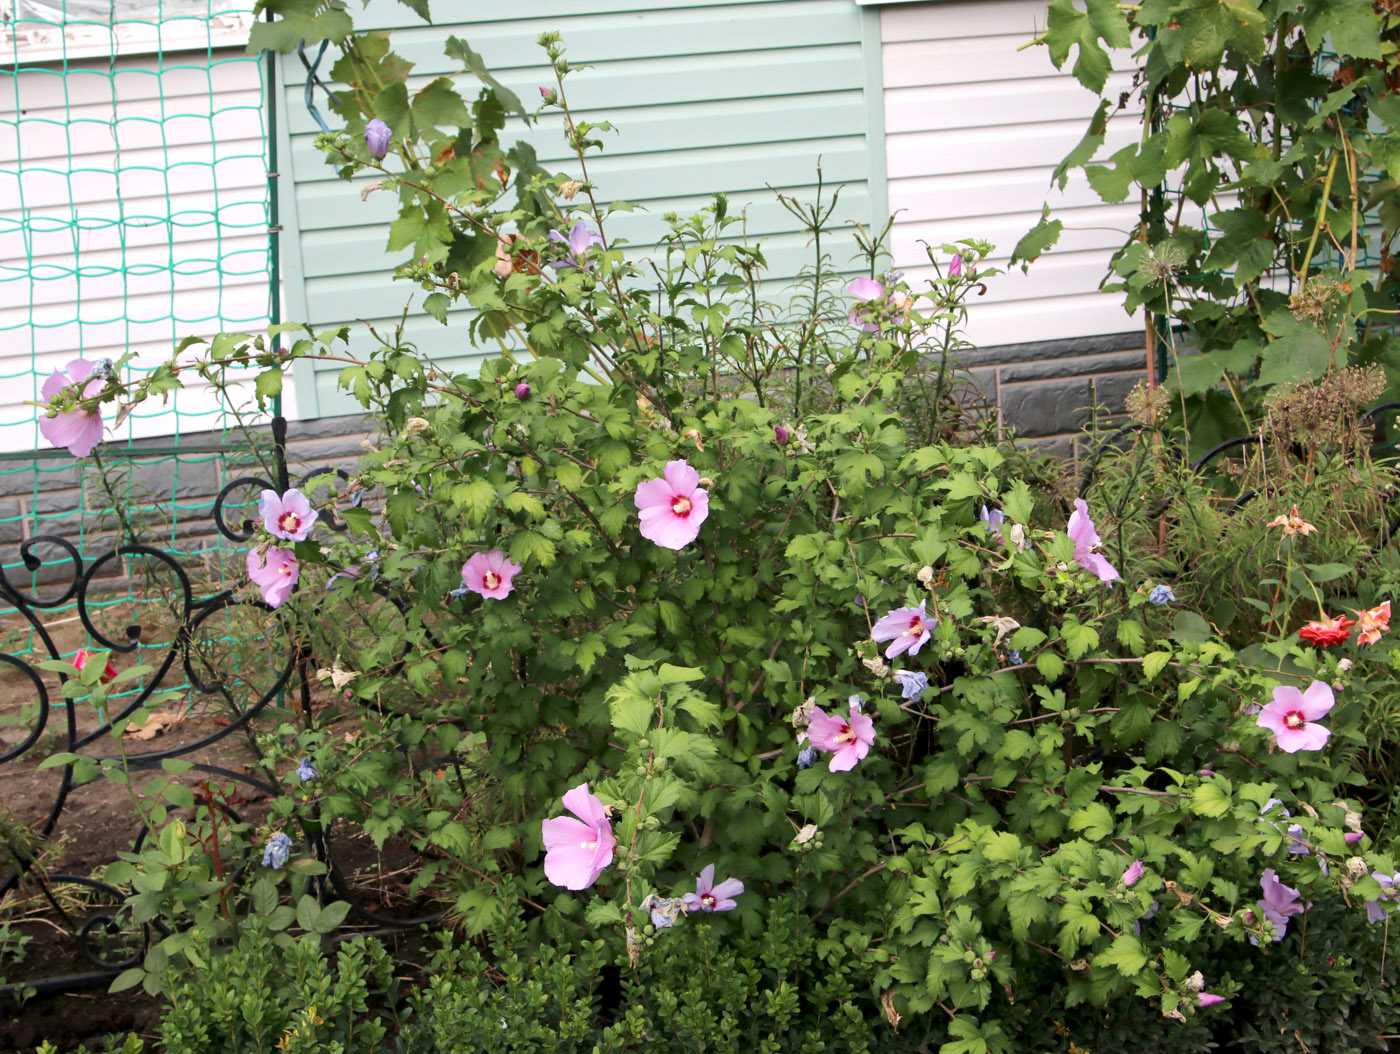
870 599 933 659
682 863 744 912
847 277 887 332
541 783 616 890
258 488 318 542
461 550 522 600
246 547 299 608
807 699 877 772
39 358 105 458
1067 499 1120 585
634 460 709 550
1257 680 1335 753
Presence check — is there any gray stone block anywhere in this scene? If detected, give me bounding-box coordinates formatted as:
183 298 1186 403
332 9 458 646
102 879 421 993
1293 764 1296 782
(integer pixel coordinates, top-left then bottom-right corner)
1000 350 1147 384
1000 377 1098 437
963 329 1143 368
0 459 83 499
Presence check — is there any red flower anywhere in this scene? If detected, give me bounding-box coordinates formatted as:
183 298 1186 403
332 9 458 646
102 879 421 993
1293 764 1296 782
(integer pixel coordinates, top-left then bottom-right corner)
72 648 117 683
1298 614 1355 648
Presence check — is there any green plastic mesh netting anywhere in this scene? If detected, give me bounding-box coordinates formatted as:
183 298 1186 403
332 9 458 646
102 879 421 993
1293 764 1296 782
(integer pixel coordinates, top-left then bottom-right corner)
0 0 276 686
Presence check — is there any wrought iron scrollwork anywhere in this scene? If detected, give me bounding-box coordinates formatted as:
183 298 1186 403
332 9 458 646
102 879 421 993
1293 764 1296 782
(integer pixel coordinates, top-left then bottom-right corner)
0 417 443 999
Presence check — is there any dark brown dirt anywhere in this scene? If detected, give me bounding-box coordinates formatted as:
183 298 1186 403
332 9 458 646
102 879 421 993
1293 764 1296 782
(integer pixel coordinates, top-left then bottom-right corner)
0 597 289 1052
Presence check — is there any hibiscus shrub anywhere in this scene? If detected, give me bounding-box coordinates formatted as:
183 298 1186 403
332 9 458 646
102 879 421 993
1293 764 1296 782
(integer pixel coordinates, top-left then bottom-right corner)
46 14 1400 1051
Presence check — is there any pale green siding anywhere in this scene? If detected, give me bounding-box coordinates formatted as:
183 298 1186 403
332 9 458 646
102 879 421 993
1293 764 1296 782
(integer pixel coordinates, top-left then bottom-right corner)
275 0 884 417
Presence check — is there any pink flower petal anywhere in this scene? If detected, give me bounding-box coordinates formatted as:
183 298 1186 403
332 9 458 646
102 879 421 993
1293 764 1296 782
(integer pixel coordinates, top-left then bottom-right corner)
541 814 594 851
40 410 102 458
638 503 703 549
662 459 701 494
828 741 868 771
1256 706 1290 739
40 369 66 401
562 782 608 828
806 708 847 752
1299 680 1335 721
1289 722 1330 752
710 877 744 901
634 477 676 511
542 840 605 890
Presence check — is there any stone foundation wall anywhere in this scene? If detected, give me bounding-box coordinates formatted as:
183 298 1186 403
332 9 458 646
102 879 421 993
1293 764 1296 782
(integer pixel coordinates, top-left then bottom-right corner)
0 332 1148 579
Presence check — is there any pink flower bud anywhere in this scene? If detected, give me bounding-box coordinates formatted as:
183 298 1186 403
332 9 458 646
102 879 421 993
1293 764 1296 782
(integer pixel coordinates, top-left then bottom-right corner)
949 253 963 278
774 425 789 444
1123 860 1145 887
1345 831 1364 844
540 86 556 103
515 382 531 399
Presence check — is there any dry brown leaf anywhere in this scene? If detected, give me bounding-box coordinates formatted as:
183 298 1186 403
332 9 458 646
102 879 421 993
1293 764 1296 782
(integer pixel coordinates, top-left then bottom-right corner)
124 710 185 741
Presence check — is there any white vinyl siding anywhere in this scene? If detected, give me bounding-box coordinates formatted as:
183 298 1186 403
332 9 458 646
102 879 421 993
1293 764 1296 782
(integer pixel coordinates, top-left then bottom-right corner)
881 0 1143 347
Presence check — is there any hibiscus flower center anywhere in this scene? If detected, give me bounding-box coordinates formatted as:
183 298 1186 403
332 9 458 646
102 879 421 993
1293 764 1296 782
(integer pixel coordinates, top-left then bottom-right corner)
671 495 692 517
836 722 857 745
278 512 301 533
279 564 292 577
904 617 925 638
580 839 598 851
1283 710 1306 730
701 893 716 908
483 571 502 591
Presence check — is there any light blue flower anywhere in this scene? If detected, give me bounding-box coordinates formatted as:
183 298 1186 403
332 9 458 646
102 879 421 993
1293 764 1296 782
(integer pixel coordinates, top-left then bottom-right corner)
296 758 318 782
893 670 928 702
796 745 817 769
979 505 1005 543
261 832 292 870
1148 585 1176 605
1007 650 1023 665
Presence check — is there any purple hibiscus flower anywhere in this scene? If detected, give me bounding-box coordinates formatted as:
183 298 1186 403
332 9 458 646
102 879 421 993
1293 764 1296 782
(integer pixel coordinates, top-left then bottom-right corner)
550 220 603 269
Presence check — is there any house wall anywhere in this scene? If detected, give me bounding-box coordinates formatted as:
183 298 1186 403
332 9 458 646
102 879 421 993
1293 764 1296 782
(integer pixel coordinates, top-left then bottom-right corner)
0 45 273 454
880 0 1147 445
279 0 887 418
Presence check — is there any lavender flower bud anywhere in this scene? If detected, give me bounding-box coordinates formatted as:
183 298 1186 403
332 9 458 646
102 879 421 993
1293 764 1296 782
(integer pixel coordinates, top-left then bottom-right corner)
364 118 392 160
515 382 531 399
775 424 789 444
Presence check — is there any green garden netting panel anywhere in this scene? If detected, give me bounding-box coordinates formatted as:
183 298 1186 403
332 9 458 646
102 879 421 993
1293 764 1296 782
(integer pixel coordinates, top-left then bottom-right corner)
0 0 277 685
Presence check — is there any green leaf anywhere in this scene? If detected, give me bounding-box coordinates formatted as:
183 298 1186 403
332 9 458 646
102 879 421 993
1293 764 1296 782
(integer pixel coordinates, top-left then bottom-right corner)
411 77 472 131
423 292 451 324
312 900 351 935
254 368 283 406
444 36 529 120
1255 321 1334 388
340 506 374 537
247 0 353 55
386 489 419 537
1141 651 1171 682
1045 0 1129 95
610 691 653 738
1305 562 1353 584
1036 650 1066 683
509 529 556 569
1191 783 1232 818
108 968 146 994
295 895 321 934
1011 205 1064 267
1300 0 1383 60
1094 934 1149 976
1002 479 1034 525
1170 611 1212 644
1070 802 1114 841
585 900 624 927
